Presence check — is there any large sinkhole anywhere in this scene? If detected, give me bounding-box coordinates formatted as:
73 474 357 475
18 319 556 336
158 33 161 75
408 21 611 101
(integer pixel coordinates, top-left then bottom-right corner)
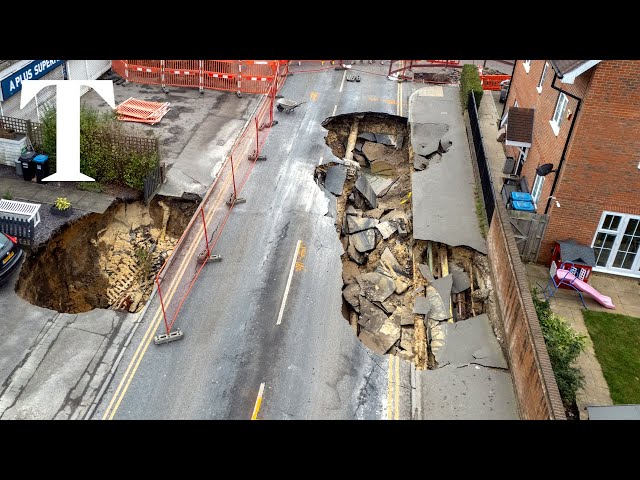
16 197 198 314
316 112 496 368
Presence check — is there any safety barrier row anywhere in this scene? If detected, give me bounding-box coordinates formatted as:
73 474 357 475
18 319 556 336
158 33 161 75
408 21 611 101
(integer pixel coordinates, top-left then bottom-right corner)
112 60 285 95
152 87 279 337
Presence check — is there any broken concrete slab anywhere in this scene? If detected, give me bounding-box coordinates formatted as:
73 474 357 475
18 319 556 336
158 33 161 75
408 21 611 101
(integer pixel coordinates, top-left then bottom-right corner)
400 326 414 352
358 132 377 142
370 161 395 176
376 221 397 240
418 263 435 282
412 123 449 157
363 208 384 219
319 185 337 221
394 278 410 295
356 271 396 303
362 141 387 163
350 229 377 253
380 247 402 274
355 174 378 209
425 285 450 321
347 215 379 234
432 314 508 369
342 260 361 285
346 205 360 216
347 242 366 265
324 165 347 196
414 155 428 171
395 134 404 150
451 269 471 294
432 274 453 315
355 140 364 152
413 296 431 315
381 209 409 226
377 319 401 352
375 133 395 146
342 283 361 313
439 138 453 152
358 297 388 333
353 152 368 167
363 172 394 198
358 330 387 355
414 364 519 419
389 307 413 327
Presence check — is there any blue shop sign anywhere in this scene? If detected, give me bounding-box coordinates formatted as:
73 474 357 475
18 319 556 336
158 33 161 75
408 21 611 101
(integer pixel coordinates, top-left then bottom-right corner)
0 60 64 101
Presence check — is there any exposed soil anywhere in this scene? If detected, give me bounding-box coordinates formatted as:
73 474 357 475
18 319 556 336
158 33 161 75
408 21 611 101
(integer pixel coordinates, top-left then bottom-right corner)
15 197 198 314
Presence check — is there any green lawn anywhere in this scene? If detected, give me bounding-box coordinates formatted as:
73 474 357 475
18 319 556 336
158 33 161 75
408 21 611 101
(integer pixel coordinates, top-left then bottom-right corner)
583 310 640 404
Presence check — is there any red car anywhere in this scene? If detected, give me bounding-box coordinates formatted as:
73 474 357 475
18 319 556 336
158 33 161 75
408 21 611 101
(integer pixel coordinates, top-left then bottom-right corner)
0 232 23 286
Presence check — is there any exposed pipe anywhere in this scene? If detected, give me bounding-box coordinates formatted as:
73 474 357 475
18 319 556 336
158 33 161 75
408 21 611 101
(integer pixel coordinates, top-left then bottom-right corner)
544 71 583 214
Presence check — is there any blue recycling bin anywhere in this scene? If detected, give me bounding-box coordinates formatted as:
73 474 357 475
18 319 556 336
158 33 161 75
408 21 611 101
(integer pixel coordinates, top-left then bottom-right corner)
32 154 50 184
510 191 533 203
512 200 536 212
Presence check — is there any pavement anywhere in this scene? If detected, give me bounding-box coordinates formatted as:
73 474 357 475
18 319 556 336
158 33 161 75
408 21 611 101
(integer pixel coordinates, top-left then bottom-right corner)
0 174 114 214
409 85 487 254
82 81 261 199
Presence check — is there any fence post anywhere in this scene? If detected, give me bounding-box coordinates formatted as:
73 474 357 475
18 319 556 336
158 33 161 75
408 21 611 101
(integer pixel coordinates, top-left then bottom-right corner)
26 120 33 147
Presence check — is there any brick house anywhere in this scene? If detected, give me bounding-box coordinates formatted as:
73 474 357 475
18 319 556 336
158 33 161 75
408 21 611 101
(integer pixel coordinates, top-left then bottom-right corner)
501 60 640 279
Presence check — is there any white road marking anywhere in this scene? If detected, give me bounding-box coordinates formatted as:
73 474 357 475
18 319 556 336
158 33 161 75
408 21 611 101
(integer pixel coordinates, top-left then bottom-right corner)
318 156 323 166
332 104 338 116
339 70 347 92
276 239 302 325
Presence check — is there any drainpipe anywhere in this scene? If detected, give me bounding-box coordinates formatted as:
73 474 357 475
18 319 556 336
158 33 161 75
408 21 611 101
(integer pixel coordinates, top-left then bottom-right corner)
543 70 583 214
500 60 517 120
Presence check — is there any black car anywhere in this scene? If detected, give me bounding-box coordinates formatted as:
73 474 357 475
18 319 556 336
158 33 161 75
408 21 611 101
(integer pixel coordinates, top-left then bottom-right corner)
0 232 23 286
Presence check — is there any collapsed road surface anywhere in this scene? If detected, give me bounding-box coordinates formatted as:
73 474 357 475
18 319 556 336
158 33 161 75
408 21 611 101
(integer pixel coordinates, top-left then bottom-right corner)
94 63 421 419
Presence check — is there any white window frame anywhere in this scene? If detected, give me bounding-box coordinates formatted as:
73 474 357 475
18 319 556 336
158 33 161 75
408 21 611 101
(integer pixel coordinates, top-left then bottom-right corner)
515 147 528 175
536 62 548 93
530 174 544 207
523 60 531 73
549 92 568 136
591 211 640 277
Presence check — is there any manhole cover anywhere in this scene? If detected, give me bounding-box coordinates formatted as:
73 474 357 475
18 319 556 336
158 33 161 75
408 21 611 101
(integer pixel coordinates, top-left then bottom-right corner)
217 140 225 146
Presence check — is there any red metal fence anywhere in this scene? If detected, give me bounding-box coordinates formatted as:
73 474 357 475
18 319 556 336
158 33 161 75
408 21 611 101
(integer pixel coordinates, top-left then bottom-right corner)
151 83 279 336
112 60 284 96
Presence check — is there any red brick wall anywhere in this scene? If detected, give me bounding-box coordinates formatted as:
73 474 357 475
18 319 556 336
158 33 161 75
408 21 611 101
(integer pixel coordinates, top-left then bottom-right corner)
539 60 640 264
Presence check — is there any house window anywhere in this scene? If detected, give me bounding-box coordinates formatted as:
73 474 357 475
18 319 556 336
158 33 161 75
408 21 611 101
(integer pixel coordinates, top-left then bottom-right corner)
523 60 531 73
530 174 544 207
536 62 548 93
516 147 528 176
592 212 640 275
549 92 568 136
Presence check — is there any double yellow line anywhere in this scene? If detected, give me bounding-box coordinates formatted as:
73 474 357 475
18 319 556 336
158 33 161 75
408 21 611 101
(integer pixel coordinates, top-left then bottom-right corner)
101 170 235 420
387 355 401 420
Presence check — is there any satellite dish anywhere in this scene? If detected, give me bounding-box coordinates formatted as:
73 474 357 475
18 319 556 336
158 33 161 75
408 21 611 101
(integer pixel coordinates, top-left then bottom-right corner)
536 163 556 176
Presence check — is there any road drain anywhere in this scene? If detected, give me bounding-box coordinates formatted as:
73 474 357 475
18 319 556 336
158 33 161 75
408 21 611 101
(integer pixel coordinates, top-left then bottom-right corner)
317 112 498 367
15 197 198 314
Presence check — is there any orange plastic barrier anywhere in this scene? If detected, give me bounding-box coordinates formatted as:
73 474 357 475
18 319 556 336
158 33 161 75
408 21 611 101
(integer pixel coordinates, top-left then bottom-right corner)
480 74 511 91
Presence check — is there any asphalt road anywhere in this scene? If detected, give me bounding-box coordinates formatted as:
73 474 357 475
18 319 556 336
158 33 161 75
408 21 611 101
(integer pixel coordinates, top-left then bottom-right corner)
94 63 416 420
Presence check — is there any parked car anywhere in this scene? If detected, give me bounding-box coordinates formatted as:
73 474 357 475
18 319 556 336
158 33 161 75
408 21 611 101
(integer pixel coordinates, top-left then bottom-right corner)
0 232 23 286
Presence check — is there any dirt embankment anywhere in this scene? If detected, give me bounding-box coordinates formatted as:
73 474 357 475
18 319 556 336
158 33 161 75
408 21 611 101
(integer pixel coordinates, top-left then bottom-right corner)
16 197 198 314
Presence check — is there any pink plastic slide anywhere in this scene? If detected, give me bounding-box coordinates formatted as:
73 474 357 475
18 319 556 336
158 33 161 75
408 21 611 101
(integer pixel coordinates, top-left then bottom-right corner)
555 269 615 309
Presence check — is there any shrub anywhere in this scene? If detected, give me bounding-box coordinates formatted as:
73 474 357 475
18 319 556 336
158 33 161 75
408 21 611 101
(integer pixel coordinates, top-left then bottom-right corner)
532 289 587 408
39 105 158 191
460 64 484 110
2 190 12 200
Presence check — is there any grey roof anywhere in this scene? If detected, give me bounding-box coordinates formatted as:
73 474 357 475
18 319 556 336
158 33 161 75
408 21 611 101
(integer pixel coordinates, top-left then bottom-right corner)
557 239 596 267
587 405 640 420
550 60 589 78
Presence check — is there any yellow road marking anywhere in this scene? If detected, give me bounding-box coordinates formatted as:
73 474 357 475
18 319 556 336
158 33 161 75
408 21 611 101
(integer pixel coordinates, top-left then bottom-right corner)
395 355 400 420
103 169 235 419
251 382 265 420
387 356 393 420
295 242 306 272
310 91 319 102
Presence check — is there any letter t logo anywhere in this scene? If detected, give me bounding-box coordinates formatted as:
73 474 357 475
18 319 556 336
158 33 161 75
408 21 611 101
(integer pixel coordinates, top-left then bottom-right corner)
20 80 116 182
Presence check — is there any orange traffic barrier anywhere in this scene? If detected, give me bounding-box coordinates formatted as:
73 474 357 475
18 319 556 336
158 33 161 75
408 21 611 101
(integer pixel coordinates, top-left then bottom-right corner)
480 74 511 91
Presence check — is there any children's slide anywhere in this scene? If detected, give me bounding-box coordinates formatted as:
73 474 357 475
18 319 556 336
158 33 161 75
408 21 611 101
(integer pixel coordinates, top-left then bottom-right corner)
555 269 615 309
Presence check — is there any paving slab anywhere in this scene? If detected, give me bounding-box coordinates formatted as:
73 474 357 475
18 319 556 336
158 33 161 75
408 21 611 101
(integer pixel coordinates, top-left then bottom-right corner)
431 314 508 369
376 221 397 240
415 364 519 420
356 271 396 303
413 296 431 315
363 172 395 197
354 174 377 209
358 297 388 332
431 274 453 315
425 284 450 321
347 215 379 234
451 269 471 294
418 263 435 282
350 229 377 253
342 283 361 313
